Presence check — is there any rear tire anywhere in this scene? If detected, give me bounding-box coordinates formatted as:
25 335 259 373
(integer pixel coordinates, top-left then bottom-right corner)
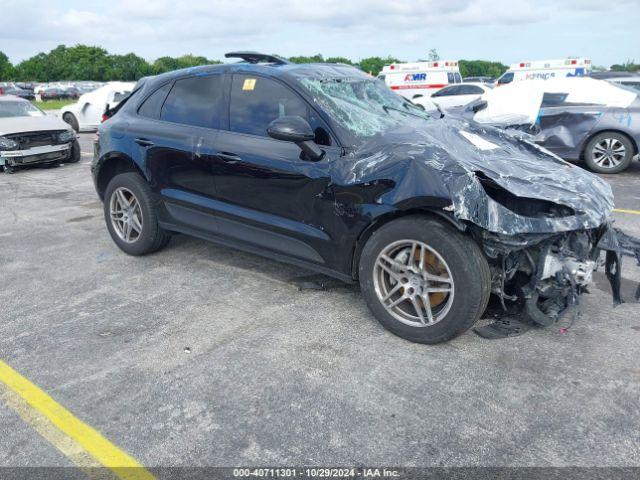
63 113 79 132
583 132 634 174
103 172 170 256
359 216 490 344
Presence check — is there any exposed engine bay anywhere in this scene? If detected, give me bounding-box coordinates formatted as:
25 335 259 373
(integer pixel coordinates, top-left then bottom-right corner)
471 224 640 330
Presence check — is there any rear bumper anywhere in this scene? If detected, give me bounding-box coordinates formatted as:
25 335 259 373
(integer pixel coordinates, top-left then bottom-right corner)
0 143 71 166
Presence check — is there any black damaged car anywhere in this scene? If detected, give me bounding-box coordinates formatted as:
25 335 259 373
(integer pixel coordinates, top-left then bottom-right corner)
92 52 640 344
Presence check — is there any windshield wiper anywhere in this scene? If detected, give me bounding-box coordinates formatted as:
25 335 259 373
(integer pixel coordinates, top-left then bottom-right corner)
382 104 429 119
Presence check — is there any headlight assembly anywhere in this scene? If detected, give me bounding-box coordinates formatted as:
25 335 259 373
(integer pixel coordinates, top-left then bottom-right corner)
0 136 19 150
57 130 75 143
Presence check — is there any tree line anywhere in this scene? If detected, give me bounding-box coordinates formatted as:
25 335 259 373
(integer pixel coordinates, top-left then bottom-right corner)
3 44 636 83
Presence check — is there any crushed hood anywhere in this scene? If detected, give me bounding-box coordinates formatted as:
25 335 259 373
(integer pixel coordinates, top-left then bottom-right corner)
0 114 71 136
334 116 614 235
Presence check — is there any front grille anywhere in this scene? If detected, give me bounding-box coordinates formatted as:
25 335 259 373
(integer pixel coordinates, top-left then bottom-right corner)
5 130 65 149
10 150 69 165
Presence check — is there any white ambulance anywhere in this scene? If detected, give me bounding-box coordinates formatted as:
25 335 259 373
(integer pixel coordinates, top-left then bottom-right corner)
378 61 462 100
496 58 592 86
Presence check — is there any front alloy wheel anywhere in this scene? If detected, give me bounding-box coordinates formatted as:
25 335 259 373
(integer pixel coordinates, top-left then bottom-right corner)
373 240 454 327
359 216 491 344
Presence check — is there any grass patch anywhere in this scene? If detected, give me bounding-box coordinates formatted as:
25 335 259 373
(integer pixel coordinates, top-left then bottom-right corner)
32 99 76 110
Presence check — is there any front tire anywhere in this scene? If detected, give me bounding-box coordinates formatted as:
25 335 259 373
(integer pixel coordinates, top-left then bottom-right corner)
103 172 170 256
359 216 490 344
63 113 79 132
67 139 81 163
584 132 634 174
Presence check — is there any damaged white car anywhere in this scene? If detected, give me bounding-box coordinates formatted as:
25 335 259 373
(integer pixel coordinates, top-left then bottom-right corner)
0 95 80 173
61 81 135 132
466 77 640 173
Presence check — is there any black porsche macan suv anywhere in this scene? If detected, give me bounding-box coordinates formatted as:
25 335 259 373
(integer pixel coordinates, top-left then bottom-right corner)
92 52 636 344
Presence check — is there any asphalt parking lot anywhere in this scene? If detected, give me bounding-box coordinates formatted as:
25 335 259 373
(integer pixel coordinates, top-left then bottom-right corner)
1 133 640 473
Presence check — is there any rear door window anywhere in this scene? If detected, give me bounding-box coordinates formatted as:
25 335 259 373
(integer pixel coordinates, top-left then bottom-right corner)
447 72 455 84
160 74 223 129
433 86 458 97
459 85 484 95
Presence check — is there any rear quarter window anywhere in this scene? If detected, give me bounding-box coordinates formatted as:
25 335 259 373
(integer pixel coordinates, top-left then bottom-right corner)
137 83 172 119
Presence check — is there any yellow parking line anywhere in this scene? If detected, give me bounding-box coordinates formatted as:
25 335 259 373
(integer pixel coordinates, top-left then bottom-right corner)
613 208 640 215
0 360 156 480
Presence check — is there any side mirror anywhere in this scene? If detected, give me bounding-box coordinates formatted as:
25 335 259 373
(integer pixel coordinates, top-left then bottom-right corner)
472 100 488 113
267 116 324 161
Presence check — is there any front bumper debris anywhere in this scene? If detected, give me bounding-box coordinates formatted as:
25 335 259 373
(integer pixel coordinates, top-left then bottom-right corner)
472 223 640 330
0 143 71 167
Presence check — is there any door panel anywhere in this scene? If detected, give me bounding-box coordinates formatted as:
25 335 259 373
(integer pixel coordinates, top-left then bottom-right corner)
212 130 337 262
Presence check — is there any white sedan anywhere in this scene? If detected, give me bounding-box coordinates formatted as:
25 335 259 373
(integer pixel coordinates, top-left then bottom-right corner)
61 82 135 132
427 82 493 110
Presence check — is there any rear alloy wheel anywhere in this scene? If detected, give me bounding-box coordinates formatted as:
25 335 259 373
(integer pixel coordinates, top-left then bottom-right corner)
103 172 170 255
584 132 634 174
359 216 491 344
110 187 144 244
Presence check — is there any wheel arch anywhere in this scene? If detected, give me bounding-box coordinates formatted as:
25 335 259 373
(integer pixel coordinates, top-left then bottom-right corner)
350 207 466 281
95 153 146 201
581 129 639 158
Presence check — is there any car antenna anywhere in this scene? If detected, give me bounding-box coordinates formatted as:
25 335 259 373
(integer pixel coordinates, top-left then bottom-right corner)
224 51 291 65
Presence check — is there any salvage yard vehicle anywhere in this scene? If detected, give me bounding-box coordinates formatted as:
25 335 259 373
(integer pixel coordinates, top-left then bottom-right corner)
93 52 640 344
468 77 640 173
0 95 80 173
61 81 135 132
425 82 492 111
496 58 591 86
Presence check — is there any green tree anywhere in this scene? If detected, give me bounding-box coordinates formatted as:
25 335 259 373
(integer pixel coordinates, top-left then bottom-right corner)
610 61 639 72
288 54 325 64
458 59 508 79
107 53 151 81
0 51 15 80
324 56 353 65
358 56 401 76
152 54 218 75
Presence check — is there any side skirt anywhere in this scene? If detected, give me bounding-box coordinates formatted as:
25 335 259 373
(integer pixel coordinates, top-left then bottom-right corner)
158 221 355 284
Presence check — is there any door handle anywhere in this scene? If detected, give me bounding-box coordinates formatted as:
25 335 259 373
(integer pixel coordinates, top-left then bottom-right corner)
217 152 242 163
135 138 154 147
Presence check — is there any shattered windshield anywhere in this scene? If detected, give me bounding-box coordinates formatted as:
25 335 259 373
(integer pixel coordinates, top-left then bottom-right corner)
0 101 45 118
298 76 432 143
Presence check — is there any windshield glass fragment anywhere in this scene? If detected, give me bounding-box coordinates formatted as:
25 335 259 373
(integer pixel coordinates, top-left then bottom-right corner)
299 77 431 140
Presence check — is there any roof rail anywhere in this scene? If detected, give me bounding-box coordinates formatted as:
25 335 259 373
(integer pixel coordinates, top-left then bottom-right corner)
224 51 290 65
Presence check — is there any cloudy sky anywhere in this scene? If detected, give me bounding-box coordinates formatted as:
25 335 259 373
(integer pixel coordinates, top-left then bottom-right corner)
1 0 639 67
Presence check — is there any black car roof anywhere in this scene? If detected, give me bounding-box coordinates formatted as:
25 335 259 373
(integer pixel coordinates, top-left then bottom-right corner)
141 59 368 92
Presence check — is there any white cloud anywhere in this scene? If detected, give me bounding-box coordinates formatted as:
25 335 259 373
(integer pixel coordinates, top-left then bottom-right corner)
0 0 638 65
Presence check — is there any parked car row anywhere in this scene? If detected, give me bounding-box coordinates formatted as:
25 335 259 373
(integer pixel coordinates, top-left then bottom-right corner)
0 82 35 100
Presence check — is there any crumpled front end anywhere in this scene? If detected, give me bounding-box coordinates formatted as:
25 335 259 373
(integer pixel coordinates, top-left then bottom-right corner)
334 115 639 328
470 223 640 328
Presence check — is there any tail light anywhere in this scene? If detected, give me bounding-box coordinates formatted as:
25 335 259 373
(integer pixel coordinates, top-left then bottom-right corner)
101 113 109 123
